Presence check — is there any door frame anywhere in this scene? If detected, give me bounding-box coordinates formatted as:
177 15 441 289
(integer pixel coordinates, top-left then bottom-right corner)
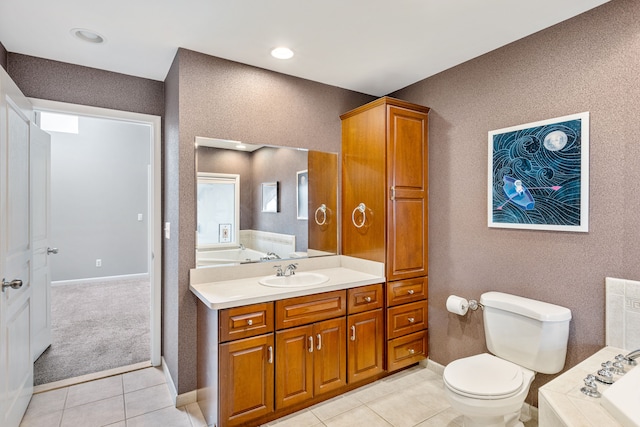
29 98 162 366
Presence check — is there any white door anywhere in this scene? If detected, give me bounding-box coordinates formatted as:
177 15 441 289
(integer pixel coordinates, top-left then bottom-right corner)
0 69 34 426
30 123 52 360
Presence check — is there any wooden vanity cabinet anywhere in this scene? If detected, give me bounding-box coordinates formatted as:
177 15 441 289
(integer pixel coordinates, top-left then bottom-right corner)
341 97 430 372
200 285 387 427
219 334 274 426
347 284 384 383
275 291 347 410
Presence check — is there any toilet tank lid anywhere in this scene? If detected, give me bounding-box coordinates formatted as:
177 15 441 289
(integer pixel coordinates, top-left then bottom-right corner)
480 291 572 322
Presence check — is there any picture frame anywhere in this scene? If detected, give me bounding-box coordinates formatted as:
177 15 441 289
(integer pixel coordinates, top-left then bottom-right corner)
487 112 589 232
261 182 278 213
297 170 308 220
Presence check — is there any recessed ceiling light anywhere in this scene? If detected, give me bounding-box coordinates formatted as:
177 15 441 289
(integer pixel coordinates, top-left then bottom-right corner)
70 28 105 44
271 47 294 60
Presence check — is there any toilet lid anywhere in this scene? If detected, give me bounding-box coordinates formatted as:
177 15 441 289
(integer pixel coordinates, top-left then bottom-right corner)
444 353 524 399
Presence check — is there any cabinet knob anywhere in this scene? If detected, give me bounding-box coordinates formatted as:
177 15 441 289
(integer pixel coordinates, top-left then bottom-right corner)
408 348 415 355
247 319 253 326
407 289 415 295
407 317 415 323
364 296 372 303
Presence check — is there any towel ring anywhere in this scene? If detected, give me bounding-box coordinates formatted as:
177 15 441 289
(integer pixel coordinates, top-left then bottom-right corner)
351 203 367 228
314 204 328 226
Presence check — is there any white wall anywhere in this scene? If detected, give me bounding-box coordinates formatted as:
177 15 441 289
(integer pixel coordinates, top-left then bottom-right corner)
49 115 150 281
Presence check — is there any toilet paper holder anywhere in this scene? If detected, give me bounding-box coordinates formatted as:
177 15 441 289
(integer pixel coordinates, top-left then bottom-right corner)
468 299 483 311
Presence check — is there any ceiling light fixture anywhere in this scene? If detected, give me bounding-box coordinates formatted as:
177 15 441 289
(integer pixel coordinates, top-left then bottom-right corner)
70 28 105 44
271 47 294 60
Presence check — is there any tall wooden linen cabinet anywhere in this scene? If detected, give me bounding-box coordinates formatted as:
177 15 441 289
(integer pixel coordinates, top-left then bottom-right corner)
341 97 429 372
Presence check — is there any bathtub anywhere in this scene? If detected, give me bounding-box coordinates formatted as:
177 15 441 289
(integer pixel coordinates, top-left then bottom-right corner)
197 248 268 267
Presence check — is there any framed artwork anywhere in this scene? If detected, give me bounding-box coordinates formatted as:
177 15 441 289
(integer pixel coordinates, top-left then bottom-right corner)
261 182 278 213
219 223 231 243
487 112 589 232
297 170 308 220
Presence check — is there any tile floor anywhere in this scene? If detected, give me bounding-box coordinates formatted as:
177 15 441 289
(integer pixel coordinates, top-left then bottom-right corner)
20 364 539 427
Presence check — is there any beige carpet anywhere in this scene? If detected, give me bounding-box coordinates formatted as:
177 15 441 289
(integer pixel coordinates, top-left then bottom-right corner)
34 278 150 385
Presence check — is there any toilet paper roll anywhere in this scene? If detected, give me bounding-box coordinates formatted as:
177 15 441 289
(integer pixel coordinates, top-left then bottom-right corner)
446 295 469 316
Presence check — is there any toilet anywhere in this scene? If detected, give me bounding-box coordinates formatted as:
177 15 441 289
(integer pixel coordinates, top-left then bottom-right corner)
443 291 572 427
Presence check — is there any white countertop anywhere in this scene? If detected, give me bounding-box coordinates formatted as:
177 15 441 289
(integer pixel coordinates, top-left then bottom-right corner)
538 346 634 426
190 256 385 310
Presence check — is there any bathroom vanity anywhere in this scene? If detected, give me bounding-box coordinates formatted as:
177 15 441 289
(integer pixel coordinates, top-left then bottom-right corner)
191 256 422 427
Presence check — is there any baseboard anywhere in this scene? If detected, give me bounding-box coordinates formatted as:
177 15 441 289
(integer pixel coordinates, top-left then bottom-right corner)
52 273 149 286
161 357 198 408
422 358 445 376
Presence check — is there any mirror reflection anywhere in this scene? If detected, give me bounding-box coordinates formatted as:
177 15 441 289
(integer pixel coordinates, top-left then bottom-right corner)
195 137 338 267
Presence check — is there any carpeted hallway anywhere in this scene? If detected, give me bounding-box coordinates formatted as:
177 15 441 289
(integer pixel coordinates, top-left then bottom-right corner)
34 278 150 385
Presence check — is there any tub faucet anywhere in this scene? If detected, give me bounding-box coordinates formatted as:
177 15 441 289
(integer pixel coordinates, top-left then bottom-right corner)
266 252 281 259
621 349 640 366
240 243 245 251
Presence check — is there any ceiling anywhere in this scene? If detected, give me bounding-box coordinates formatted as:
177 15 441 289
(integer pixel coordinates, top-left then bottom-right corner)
0 0 610 96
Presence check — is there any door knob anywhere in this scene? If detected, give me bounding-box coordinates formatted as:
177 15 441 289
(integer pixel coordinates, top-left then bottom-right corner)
47 247 59 255
2 278 23 292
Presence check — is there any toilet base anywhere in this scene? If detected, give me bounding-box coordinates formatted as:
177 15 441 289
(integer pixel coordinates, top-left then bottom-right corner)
462 410 523 427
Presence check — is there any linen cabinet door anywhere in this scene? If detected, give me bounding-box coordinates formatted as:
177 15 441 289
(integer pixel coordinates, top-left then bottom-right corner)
313 317 347 396
386 105 429 281
219 334 274 427
275 325 314 409
348 308 384 383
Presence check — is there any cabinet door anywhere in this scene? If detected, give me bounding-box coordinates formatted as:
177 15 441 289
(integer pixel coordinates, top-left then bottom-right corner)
348 309 384 383
313 317 347 396
386 105 429 281
276 325 314 409
219 334 274 427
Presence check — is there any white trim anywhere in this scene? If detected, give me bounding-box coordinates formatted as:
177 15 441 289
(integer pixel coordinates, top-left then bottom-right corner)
162 357 198 407
52 273 149 286
28 98 162 368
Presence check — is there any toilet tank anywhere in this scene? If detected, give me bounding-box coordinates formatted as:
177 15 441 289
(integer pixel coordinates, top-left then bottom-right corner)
480 291 572 374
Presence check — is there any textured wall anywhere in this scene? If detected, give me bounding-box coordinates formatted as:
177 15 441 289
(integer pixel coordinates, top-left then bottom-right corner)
164 49 374 393
391 0 640 406
7 53 164 117
0 41 6 71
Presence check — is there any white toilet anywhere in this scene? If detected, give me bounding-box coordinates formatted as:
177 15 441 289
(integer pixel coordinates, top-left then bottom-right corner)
443 291 572 427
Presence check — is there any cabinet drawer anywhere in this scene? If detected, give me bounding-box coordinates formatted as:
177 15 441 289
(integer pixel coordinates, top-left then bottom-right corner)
387 300 428 339
387 277 428 307
387 330 428 372
219 302 274 343
276 290 346 330
348 283 383 314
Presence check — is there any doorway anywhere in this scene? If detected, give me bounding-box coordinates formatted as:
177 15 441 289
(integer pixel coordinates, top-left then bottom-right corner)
30 99 161 386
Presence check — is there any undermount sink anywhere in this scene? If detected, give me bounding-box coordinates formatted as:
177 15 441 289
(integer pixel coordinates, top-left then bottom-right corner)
601 363 640 426
259 272 329 287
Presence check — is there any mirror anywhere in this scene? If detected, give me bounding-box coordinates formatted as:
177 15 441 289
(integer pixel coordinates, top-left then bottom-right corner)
195 137 338 267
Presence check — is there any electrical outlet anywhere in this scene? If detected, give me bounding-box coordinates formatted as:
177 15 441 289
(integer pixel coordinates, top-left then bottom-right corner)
96 259 102 267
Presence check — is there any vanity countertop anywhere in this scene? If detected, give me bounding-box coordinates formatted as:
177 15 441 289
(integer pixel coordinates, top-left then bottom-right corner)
190 255 386 310
538 346 633 426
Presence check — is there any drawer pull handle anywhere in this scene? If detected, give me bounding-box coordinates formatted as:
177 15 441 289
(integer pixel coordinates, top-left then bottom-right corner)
317 334 322 350
407 289 415 295
308 336 314 353
268 346 273 364
408 348 415 355
350 325 356 341
408 317 415 323
364 296 372 303
247 319 253 326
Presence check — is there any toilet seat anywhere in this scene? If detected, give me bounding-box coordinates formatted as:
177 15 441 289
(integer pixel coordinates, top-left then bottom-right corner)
444 353 524 399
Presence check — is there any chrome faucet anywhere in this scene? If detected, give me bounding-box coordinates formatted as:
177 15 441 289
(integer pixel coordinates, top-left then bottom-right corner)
273 265 284 276
621 349 640 366
284 263 298 276
266 252 281 259
239 243 245 250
